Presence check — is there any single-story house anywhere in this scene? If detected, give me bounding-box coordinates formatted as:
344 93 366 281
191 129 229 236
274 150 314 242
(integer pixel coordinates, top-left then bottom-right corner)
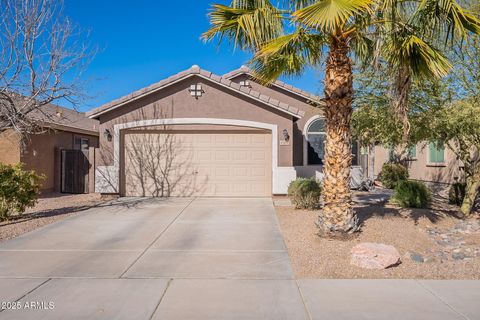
86 65 465 197
0 104 99 193
374 143 464 190
1 66 464 197
87 65 365 197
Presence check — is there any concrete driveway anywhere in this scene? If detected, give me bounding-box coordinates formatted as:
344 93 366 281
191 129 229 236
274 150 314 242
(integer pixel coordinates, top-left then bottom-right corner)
0 197 478 320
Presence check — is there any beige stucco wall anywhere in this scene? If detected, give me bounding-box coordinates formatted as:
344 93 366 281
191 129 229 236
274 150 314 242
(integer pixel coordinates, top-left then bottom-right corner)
96 75 295 167
373 143 464 185
230 74 323 166
0 129 21 165
21 130 98 191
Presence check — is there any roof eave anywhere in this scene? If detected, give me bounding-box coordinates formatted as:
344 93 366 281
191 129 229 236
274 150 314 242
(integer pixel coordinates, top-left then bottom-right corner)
39 122 99 136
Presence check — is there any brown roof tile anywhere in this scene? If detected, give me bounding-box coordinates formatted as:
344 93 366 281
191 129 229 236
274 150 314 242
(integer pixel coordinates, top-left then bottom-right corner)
269 98 280 106
223 66 321 102
28 102 99 135
250 90 260 98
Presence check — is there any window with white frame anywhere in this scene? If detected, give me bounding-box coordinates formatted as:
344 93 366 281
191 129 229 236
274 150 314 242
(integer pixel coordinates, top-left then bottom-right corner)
306 118 326 165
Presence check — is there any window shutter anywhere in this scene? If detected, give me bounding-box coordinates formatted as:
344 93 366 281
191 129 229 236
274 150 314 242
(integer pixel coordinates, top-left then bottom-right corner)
437 143 445 163
408 146 416 158
429 142 445 163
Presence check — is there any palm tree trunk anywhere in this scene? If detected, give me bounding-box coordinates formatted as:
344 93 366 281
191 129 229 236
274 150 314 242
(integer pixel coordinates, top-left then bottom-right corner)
393 66 411 144
318 36 359 237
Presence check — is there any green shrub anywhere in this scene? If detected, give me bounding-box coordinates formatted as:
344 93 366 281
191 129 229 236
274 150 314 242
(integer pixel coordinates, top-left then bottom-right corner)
392 180 431 208
0 163 44 221
448 182 466 206
288 178 321 210
379 163 409 189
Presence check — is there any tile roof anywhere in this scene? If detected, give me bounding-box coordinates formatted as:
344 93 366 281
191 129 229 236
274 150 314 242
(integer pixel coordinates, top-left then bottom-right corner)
30 103 99 135
8 94 99 135
86 65 306 119
223 66 322 102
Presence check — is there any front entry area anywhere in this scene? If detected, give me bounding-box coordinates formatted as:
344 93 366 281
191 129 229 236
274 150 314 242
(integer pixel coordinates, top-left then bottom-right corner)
122 130 272 197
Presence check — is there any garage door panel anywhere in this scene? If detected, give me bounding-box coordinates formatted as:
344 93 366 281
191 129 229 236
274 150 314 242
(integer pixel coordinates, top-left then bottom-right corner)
214 134 230 144
252 150 268 161
196 150 212 161
214 150 230 161
124 131 272 197
233 151 248 161
251 167 268 177
251 134 269 144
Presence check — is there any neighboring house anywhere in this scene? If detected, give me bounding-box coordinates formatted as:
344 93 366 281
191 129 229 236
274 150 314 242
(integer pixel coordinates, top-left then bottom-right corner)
87 65 365 197
0 104 99 193
373 142 464 187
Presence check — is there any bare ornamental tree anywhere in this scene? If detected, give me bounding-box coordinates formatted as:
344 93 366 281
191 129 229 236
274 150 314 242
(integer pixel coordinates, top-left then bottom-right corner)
0 0 94 135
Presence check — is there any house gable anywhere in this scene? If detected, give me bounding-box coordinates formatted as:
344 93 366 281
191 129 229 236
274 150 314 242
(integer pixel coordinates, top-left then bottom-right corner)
87 65 305 120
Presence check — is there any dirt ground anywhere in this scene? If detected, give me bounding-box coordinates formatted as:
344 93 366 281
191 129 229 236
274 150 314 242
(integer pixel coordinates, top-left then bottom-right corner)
276 199 480 279
0 192 109 242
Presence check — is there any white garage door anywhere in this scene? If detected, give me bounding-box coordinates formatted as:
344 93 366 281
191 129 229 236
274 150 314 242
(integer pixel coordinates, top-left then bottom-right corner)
123 131 272 197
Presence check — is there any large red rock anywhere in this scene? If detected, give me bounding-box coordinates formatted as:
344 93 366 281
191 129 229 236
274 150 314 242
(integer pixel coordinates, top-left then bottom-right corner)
350 242 401 269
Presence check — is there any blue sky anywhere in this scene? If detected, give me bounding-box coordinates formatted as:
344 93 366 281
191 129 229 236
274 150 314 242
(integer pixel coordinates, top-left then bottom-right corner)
64 0 323 112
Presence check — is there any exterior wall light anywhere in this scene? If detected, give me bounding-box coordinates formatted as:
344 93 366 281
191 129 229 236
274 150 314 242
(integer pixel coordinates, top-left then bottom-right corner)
239 80 251 88
104 129 112 142
282 129 290 142
189 84 204 99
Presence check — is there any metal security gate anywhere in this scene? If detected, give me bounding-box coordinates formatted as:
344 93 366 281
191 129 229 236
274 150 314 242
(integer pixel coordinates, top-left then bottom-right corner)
61 149 89 194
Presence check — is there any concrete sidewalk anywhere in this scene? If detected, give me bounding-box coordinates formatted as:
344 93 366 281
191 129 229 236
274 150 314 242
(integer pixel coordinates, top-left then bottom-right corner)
0 198 478 319
1 278 478 319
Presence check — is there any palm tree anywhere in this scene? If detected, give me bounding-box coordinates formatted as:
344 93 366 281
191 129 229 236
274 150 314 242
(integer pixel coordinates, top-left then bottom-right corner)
381 0 480 144
203 0 480 237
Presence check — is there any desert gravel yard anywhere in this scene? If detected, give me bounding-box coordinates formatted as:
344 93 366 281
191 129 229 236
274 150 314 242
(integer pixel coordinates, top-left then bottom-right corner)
0 197 479 319
276 201 480 279
0 193 107 242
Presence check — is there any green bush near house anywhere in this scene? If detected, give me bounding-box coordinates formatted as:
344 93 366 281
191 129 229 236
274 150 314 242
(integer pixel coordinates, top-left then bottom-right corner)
448 182 466 206
0 163 44 221
379 163 409 189
288 178 322 210
392 180 431 209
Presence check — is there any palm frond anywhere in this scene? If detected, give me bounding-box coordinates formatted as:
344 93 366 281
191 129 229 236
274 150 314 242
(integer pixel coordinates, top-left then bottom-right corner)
250 29 326 83
202 1 283 50
281 0 317 10
414 0 480 40
385 34 452 78
351 32 375 64
293 0 374 34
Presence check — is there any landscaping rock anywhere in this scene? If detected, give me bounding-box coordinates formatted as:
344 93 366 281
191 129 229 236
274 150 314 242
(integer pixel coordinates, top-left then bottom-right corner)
452 252 467 260
350 243 401 269
410 252 425 263
426 220 480 262
454 220 480 234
